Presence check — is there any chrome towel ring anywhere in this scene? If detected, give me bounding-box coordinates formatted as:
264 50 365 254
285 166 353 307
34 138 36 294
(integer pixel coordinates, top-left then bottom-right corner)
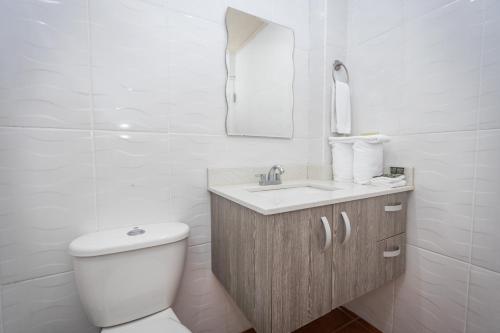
332 59 349 83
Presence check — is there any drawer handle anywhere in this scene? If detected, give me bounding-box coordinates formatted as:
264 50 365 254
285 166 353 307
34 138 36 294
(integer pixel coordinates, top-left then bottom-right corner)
383 246 401 258
340 211 351 245
320 216 332 251
384 203 402 212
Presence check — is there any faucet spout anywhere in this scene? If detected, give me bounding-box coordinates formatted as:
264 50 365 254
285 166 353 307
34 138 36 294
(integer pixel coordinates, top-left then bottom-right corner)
267 165 285 184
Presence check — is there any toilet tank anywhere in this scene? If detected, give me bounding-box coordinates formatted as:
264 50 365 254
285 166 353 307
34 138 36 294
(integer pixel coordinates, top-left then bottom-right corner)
69 223 189 328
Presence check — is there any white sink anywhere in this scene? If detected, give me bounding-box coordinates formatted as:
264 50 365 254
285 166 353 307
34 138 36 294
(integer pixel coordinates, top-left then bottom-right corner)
247 184 339 201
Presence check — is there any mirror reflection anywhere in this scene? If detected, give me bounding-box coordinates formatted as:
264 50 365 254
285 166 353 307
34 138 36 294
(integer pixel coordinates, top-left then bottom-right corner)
225 8 294 138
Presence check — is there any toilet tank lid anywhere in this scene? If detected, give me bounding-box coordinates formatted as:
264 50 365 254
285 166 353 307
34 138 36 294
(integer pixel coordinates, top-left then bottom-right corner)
69 223 189 257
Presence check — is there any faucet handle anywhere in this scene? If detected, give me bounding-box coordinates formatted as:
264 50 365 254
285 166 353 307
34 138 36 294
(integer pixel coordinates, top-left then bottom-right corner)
255 173 267 185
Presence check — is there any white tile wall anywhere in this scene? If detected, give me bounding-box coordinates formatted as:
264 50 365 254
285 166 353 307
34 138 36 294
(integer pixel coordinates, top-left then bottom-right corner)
467 266 500 333
393 245 469 333
167 12 227 135
173 243 251 333
472 129 500 273
0 128 96 284
0 0 91 129
346 281 395 333
2 0 498 332
348 0 403 47
479 2 500 130
401 0 482 135
345 0 500 332
2 272 98 333
0 292 3 333
90 0 170 132
0 0 313 332
385 132 476 261
94 131 171 230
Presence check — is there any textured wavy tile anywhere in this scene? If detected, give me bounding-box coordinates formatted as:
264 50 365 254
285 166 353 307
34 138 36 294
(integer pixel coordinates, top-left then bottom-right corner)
348 0 403 46
94 131 170 230
272 0 310 50
1 271 98 333
0 128 96 284
225 0 274 21
472 130 500 272
467 266 500 333
167 12 227 135
346 281 394 333
173 243 251 333
307 47 326 140
0 291 3 333
393 245 468 333
169 135 226 246
224 136 309 168
166 0 226 24
401 0 482 134
0 0 91 129
326 0 348 48
292 49 310 139
385 133 475 261
403 0 457 20
401 0 482 133
349 26 404 135
90 0 170 132
479 4 500 130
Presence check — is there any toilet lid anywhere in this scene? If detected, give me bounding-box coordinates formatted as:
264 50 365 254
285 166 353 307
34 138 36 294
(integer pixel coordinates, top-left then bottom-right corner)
102 314 191 333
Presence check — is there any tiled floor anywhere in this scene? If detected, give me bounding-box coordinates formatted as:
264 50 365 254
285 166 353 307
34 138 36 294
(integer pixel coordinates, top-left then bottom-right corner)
242 307 382 333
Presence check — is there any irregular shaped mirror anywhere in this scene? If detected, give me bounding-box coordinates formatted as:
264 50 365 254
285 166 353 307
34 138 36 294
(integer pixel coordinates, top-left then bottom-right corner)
225 8 294 138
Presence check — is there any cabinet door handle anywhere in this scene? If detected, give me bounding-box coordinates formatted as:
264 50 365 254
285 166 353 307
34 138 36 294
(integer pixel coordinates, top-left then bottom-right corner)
384 203 402 212
383 246 401 258
340 211 351 245
320 216 332 251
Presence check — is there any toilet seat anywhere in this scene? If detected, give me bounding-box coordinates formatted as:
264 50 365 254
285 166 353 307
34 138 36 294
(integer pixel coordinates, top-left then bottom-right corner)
101 309 191 333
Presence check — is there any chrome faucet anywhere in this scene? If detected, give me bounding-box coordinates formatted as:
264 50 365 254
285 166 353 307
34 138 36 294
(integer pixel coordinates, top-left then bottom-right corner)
256 165 285 186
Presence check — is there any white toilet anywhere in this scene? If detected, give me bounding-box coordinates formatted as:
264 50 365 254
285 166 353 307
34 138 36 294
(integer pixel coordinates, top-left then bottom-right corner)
68 223 191 333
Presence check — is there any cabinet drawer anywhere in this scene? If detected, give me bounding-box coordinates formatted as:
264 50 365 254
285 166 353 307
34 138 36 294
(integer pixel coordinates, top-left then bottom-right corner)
375 192 408 240
377 233 406 286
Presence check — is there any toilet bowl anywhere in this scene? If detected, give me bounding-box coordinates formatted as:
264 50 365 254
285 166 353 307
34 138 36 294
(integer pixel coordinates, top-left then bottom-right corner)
69 223 191 333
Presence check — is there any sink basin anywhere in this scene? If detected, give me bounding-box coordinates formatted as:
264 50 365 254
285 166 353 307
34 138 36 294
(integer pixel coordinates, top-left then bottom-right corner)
247 184 339 201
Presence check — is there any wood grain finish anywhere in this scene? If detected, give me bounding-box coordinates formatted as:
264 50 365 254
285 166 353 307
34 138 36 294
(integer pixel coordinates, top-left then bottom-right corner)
211 194 273 333
375 192 408 241
377 233 406 285
211 192 408 333
331 199 379 307
272 206 333 333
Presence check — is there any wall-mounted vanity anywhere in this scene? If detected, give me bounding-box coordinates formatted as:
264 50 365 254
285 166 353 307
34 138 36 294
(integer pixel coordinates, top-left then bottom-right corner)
208 165 413 333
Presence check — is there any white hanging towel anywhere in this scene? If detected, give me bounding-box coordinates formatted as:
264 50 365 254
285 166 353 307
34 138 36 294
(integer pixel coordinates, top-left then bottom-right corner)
331 80 351 134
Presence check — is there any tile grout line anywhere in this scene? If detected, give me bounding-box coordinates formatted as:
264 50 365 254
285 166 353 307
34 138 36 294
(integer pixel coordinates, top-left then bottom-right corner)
1 270 75 287
86 0 99 232
321 0 328 165
1 125 499 138
463 5 487 332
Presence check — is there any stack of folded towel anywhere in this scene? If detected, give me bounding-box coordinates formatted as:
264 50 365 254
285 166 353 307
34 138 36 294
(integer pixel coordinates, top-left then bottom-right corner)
369 175 407 188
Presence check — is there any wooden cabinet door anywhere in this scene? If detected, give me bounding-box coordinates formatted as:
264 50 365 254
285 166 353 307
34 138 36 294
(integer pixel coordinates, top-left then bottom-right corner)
332 199 379 307
272 206 333 333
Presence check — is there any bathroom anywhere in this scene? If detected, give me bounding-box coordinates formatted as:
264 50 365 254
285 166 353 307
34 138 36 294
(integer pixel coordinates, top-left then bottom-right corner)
0 0 499 332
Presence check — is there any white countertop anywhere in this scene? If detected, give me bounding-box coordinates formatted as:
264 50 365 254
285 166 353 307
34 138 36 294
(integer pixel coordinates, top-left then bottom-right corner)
208 180 414 215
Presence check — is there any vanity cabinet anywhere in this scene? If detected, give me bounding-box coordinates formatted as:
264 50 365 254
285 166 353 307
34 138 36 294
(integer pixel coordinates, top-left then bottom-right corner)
211 191 408 333
331 192 407 307
272 206 333 332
